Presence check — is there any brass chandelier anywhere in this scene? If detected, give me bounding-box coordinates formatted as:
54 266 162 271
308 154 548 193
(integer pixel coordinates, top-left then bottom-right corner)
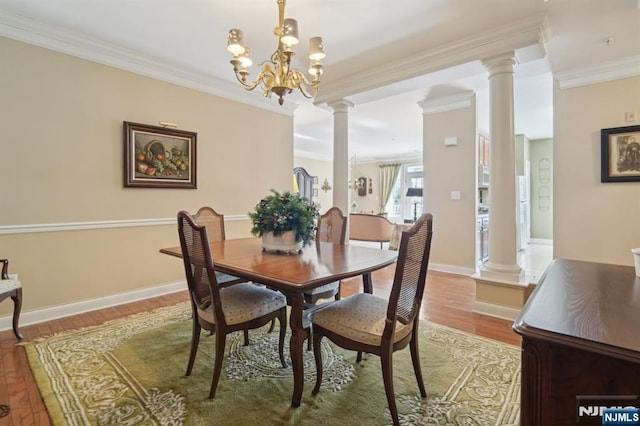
226 0 326 105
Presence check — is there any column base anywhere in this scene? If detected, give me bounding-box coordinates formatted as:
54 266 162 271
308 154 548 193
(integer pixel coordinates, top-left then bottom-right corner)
471 263 533 321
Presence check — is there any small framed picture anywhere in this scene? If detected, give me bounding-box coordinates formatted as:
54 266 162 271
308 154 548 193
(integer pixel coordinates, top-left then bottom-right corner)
601 125 640 182
124 121 197 188
313 176 318 184
313 188 318 197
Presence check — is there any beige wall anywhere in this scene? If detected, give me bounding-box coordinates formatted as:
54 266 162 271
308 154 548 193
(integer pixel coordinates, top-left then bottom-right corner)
423 96 478 270
553 76 640 265
0 37 293 316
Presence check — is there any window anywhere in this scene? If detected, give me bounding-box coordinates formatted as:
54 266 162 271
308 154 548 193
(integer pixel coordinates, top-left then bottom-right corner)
384 163 423 221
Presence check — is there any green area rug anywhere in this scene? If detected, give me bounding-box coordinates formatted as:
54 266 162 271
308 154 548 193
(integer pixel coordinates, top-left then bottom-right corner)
25 302 520 425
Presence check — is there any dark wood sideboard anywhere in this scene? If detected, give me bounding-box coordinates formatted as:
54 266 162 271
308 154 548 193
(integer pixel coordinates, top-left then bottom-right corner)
513 259 640 425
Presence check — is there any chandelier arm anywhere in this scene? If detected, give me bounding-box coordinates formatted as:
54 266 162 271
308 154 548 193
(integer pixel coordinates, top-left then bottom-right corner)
234 67 274 92
286 70 319 92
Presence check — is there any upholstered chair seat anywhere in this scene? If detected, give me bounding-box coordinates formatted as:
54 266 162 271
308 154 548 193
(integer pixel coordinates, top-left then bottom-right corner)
0 275 20 293
311 293 413 346
197 283 286 326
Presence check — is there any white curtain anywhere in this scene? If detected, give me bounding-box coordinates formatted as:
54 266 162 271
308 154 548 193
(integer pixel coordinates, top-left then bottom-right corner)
378 163 401 213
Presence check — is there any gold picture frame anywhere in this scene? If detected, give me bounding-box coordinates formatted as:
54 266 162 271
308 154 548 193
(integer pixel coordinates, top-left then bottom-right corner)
123 121 197 188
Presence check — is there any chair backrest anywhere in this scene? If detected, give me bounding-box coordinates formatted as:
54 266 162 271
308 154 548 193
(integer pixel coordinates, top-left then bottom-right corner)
193 206 226 242
177 210 224 324
349 213 394 243
316 207 347 245
385 213 433 333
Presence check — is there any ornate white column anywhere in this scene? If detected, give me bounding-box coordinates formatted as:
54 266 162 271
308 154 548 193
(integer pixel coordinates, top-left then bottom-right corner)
329 100 354 218
480 52 524 283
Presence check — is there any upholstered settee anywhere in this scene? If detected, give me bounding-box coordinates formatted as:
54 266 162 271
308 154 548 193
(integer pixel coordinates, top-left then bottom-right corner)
349 213 395 249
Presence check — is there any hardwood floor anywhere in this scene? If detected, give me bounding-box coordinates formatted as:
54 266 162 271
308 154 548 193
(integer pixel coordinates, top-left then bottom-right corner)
0 266 520 425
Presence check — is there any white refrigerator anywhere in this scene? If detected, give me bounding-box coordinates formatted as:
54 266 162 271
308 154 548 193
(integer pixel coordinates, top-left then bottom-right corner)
516 175 530 251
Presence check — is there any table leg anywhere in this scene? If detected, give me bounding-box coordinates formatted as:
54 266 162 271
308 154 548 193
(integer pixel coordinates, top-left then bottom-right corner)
288 293 307 407
362 272 373 294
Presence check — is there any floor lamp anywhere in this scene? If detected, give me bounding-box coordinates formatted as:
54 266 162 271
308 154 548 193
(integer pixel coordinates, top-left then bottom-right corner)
406 187 423 222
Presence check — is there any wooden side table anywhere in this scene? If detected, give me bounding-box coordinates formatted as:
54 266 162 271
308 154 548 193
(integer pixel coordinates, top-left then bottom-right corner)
513 259 640 425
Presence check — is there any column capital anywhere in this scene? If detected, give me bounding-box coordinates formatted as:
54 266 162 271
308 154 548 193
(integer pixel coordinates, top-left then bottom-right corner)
482 52 517 77
328 99 354 114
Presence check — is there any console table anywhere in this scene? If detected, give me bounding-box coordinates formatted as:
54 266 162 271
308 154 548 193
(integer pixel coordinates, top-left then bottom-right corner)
513 259 640 425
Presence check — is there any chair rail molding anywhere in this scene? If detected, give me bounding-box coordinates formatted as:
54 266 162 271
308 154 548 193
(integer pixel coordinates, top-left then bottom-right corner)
0 216 249 235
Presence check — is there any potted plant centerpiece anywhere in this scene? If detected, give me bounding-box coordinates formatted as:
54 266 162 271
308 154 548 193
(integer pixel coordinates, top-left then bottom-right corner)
249 189 320 254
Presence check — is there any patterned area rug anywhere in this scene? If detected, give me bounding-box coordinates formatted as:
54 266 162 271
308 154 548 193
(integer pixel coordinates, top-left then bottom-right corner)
25 302 520 425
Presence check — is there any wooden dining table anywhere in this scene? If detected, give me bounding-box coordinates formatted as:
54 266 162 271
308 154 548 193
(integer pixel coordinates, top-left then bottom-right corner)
160 237 398 407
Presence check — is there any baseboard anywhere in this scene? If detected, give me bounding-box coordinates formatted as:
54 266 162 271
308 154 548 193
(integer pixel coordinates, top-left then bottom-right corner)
429 263 476 277
472 300 521 321
0 281 186 333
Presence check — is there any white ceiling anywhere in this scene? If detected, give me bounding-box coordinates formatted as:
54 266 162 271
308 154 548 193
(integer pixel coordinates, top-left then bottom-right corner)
0 0 638 161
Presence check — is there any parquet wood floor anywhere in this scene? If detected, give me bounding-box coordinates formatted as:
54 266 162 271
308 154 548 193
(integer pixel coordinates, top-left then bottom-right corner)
0 266 520 425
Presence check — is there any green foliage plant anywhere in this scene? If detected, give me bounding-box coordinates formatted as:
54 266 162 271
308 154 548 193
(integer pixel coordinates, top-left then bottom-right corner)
249 189 320 245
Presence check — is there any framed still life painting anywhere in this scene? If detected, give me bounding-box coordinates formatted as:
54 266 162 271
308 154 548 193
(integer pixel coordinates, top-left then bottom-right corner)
601 125 640 183
123 121 197 188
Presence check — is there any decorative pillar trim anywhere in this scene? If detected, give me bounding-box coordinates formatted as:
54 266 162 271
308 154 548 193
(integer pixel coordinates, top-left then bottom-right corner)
418 91 474 115
328 99 354 113
482 52 517 77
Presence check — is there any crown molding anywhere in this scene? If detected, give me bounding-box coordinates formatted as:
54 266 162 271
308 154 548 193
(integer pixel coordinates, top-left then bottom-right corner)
315 14 545 105
0 11 296 115
554 55 640 89
418 91 475 115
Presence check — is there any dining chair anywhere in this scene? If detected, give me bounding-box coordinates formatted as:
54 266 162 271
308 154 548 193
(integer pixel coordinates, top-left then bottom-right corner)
177 211 288 398
0 259 23 340
300 206 347 350
310 213 433 425
303 206 346 305
195 206 285 344
192 206 245 287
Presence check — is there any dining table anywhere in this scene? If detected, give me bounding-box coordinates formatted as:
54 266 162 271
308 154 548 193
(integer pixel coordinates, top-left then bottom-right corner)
160 237 398 407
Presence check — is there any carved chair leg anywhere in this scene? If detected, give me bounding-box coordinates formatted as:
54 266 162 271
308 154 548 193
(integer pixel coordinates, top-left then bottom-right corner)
410 325 427 397
277 308 288 368
311 332 323 395
186 318 202 376
268 318 276 333
243 329 249 346
381 350 400 426
209 330 227 399
11 288 23 340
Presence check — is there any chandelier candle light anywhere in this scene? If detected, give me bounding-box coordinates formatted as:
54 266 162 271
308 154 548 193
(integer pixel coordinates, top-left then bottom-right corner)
227 0 326 105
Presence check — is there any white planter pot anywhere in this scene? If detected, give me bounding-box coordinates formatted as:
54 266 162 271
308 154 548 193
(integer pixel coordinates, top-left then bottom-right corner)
262 231 303 254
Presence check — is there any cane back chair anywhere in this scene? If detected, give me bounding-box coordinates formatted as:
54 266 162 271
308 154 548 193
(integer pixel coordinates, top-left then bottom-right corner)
177 211 288 398
311 213 433 425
